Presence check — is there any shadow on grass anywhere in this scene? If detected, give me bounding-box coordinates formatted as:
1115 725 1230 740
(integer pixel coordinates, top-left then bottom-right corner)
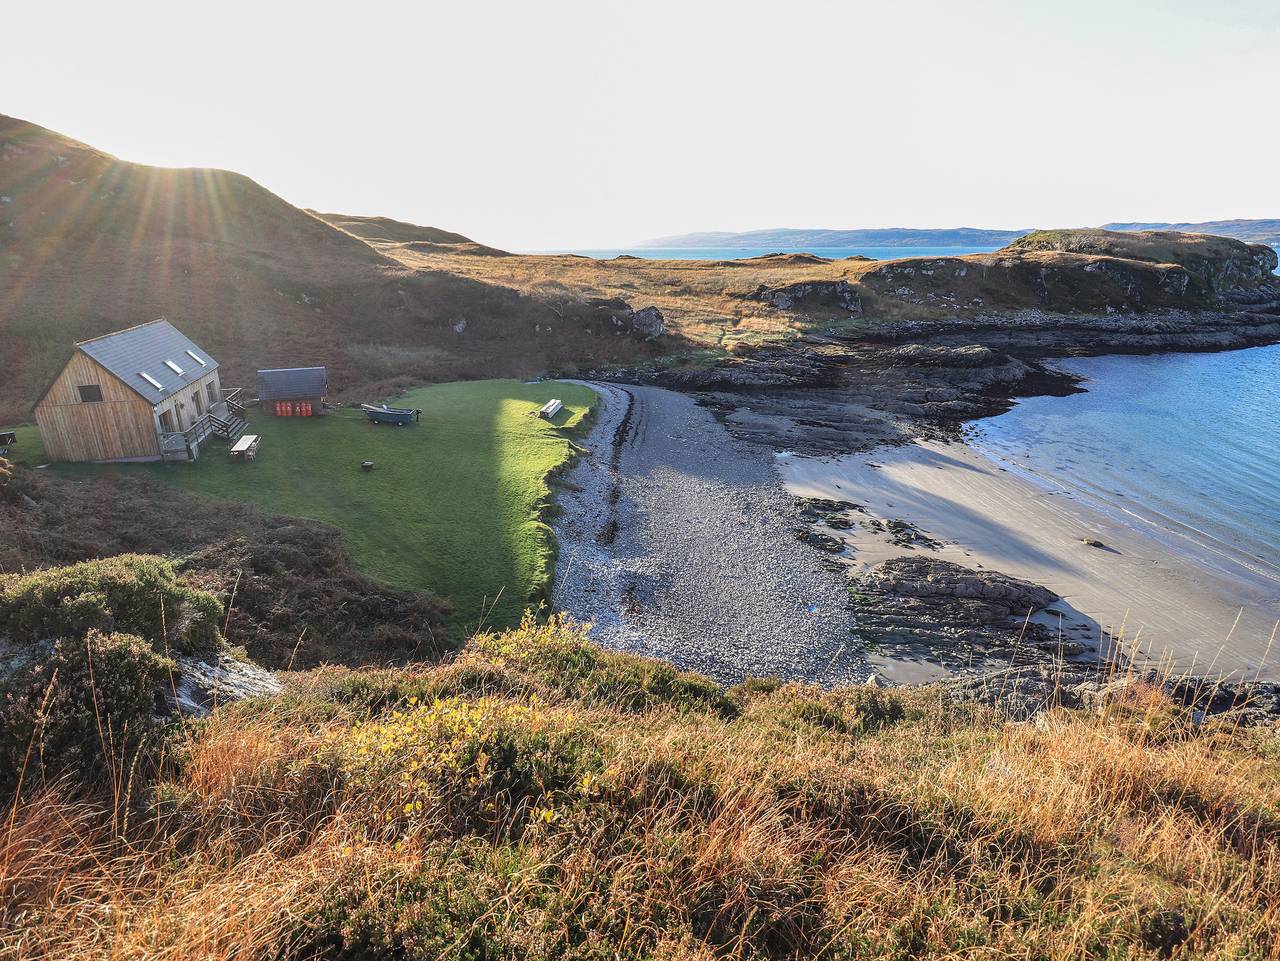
30 380 596 644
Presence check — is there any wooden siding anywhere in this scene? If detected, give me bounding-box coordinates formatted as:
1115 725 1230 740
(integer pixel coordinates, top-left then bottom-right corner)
34 352 161 461
154 369 221 437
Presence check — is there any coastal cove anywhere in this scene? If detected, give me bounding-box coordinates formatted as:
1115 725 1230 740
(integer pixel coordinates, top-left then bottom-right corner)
977 344 1280 576
781 345 1280 683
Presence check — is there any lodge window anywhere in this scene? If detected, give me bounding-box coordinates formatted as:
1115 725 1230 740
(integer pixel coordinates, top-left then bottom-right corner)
206 382 218 405
77 384 104 403
159 409 176 433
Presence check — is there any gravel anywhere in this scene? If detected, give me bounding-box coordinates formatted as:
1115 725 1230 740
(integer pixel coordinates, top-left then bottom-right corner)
553 381 867 686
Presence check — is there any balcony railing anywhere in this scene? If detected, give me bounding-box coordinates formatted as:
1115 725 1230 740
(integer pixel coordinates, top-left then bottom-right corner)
221 387 246 418
159 413 219 461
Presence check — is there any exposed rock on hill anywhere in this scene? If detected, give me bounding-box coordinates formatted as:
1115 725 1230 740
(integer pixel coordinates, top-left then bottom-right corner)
582 298 666 339
947 663 1280 726
748 279 861 313
1005 228 1279 294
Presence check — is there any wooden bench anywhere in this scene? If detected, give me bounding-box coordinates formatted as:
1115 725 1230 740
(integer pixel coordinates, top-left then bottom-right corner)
537 399 564 420
229 434 261 460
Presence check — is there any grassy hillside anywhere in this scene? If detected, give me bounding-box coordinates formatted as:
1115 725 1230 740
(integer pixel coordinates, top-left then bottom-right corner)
0 449 447 669
0 116 661 424
4 116 1276 427
309 211 475 246
3 611 1279 959
45 380 595 638
1004 229 1279 291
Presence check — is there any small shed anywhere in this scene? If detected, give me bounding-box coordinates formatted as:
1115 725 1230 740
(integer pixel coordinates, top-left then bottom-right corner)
257 367 327 417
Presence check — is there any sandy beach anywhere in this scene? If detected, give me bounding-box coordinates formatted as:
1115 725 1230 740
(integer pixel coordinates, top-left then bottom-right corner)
781 440 1280 683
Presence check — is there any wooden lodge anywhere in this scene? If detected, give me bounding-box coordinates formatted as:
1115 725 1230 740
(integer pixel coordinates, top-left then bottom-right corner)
33 319 246 462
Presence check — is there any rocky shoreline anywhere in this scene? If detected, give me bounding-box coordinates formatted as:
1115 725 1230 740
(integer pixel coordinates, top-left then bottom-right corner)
564 277 1280 721
614 298 1280 456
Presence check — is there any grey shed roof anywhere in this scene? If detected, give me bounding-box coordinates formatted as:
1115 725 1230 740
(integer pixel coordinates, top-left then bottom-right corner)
257 367 327 401
77 319 219 404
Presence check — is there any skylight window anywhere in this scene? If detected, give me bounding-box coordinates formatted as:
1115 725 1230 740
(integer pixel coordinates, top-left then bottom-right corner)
139 371 163 390
186 349 207 367
164 359 185 375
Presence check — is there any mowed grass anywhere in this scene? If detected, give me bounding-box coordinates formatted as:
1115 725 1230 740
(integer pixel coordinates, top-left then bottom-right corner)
12 380 595 637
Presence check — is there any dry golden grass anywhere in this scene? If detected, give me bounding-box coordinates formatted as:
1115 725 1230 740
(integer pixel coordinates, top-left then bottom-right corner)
4 616 1279 960
376 246 886 350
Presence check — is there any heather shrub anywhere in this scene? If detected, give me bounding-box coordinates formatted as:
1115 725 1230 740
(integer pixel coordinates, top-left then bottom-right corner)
332 695 602 833
0 629 172 791
308 845 521 960
465 611 737 718
0 554 222 655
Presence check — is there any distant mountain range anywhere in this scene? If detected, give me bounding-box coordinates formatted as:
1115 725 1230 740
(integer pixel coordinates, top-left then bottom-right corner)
642 220 1280 250
1101 220 1280 246
638 227 1029 249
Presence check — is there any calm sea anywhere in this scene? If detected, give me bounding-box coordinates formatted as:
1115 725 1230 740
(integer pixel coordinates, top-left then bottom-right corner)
552 242 1280 582
975 344 1280 584
532 245 1003 261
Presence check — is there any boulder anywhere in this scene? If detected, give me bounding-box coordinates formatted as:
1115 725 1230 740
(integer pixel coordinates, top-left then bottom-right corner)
860 555 1056 619
630 305 665 338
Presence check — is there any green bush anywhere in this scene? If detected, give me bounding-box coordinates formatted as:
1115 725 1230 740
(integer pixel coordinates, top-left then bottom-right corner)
0 554 222 655
0 630 172 791
466 613 738 719
336 696 602 823
774 684 908 737
310 844 523 961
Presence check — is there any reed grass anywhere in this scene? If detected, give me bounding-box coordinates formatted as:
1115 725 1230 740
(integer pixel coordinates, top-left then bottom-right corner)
3 614 1279 960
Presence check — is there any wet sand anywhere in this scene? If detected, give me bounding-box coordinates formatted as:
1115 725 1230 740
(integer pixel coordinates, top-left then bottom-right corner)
781 440 1280 684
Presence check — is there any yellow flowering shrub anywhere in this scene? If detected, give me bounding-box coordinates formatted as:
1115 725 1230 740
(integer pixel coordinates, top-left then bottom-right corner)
333 694 601 831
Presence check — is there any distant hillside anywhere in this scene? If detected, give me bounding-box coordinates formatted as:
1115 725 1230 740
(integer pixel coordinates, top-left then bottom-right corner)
309 211 474 246
312 210 513 258
1104 219 1280 246
645 221 1280 252
0 116 662 424
639 227 1030 249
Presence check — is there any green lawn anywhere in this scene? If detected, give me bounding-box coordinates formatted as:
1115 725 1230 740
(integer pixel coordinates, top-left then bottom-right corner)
5 380 596 638
2 423 47 465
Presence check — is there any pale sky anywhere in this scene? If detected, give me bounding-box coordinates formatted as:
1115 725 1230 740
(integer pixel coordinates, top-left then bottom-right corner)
4 0 1277 249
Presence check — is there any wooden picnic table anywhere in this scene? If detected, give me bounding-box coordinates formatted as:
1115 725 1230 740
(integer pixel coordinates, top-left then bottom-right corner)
229 434 261 460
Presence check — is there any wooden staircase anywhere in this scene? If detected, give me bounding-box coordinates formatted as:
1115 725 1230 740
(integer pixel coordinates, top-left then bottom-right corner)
209 396 247 442
208 411 246 442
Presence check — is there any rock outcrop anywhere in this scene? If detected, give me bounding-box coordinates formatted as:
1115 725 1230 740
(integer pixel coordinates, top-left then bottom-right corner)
748 279 862 314
1004 228 1279 294
630 305 666 338
945 663 1280 727
853 556 1065 660
584 298 666 339
167 651 283 716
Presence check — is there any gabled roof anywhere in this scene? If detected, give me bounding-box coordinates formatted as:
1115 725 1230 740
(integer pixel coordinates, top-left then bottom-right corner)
257 367 327 401
75 319 219 404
